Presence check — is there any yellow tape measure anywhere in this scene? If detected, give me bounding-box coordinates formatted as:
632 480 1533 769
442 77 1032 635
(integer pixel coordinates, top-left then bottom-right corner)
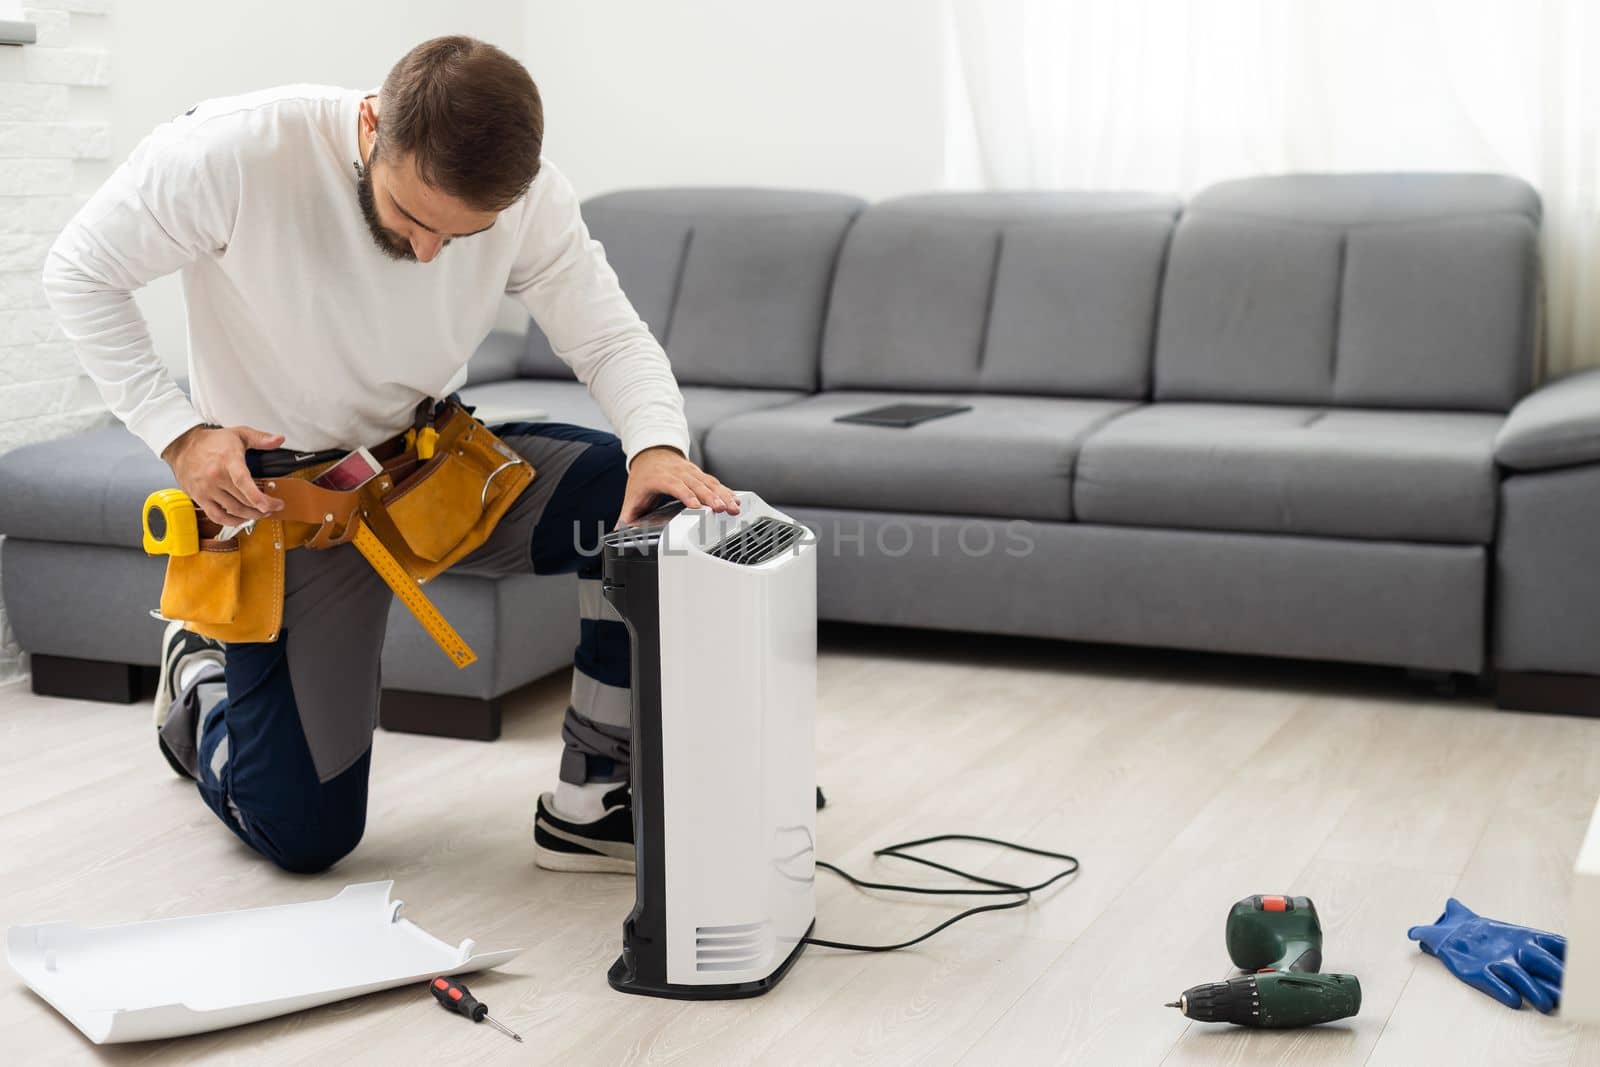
142 488 199 557
352 522 477 669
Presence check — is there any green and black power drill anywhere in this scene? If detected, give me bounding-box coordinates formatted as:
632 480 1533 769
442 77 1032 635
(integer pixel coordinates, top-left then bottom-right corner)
1166 895 1361 1029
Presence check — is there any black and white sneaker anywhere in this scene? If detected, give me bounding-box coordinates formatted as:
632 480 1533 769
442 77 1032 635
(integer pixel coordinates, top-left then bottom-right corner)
153 620 224 780
534 785 635 874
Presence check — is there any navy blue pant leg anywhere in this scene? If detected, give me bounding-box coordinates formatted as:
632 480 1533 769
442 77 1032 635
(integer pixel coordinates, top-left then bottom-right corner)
478 422 633 784
195 637 370 874
187 421 633 872
190 533 389 874
524 425 633 784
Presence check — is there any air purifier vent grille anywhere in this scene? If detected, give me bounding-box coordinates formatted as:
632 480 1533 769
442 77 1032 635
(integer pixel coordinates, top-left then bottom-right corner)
694 921 771 972
706 518 804 566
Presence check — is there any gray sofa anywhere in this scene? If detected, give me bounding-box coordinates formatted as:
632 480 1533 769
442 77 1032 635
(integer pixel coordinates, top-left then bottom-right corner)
5 173 1597 732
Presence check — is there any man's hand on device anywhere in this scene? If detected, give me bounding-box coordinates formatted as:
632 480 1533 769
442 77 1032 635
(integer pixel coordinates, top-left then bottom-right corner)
620 446 740 524
162 425 288 527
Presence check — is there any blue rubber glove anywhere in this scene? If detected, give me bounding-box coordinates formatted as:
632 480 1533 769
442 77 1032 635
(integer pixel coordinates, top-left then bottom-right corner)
1407 898 1566 1013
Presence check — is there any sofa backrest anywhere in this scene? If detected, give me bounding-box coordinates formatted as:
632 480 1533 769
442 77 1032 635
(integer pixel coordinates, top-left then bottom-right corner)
1155 173 1541 412
520 188 865 390
819 192 1180 398
464 329 526 385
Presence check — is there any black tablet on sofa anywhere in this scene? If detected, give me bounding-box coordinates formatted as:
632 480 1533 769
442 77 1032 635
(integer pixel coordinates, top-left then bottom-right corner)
833 403 973 428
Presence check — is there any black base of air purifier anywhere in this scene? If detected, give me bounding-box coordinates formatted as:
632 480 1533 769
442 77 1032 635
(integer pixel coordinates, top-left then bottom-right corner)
606 920 813 1000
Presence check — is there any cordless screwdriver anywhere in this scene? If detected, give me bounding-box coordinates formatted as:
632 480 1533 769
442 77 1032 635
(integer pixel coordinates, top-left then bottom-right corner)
1166 895 1361 1028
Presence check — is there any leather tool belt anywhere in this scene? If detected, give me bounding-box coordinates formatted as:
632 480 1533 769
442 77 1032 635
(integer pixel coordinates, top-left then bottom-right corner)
156 398 535 647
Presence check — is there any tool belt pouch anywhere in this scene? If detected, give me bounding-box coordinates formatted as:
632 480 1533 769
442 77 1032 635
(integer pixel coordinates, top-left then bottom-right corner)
361 401 534 583
156 401 531 644
157 451 354 646
160 518 286 644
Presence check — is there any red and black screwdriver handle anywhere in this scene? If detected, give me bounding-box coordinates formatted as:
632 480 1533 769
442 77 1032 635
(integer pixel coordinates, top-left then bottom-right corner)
431 975 490 1022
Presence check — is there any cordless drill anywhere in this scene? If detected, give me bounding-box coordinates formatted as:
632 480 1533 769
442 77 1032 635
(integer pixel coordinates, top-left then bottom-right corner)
1166 895 1361 1028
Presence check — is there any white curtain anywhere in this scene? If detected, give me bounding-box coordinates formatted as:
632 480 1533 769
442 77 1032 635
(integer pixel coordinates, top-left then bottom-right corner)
944 0 1600 378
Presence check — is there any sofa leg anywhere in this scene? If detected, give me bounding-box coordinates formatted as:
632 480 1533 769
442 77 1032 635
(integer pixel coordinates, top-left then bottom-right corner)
1496 671 1600 718
1406 668 1462 696
31 654 152 704
380 689 502 741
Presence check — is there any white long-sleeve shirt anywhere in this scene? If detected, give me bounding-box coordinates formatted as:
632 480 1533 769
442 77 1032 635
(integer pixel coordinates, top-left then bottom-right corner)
43 84 690 463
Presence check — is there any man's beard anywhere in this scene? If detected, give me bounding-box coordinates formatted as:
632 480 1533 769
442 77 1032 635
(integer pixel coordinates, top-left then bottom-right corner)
355 151 416 262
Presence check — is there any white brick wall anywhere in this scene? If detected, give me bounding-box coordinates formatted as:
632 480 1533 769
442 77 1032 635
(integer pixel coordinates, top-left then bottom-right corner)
0 157 74 196
0 4 113 681
0 84 68 121
0 273 49 308
0 194 82 234
23 0 110 14
0 307 61 346
22 9 71 48
0 122 111 158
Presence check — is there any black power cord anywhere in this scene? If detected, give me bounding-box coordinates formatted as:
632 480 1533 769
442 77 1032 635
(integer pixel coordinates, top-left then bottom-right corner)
802 834 1080 953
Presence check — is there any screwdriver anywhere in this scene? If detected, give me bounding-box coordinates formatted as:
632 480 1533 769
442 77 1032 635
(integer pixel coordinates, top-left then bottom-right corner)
428 976 523 1042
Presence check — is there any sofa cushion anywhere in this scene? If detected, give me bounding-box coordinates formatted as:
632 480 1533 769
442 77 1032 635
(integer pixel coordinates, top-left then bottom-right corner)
459 379 806 464
1074 404 1503 544
821 193 1178 399
520 188 864 390
1156 174 1540 412
0 424 170 548
703 392 1136 521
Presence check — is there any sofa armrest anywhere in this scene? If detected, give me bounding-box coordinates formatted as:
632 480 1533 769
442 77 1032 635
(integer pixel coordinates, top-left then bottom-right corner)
1496 368 1600 471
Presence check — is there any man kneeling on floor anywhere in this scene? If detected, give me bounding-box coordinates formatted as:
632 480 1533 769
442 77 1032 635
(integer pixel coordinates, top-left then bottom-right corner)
43 36 738 874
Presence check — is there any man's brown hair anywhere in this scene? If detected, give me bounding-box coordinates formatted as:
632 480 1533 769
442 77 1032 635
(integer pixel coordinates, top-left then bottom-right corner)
378 36 543 211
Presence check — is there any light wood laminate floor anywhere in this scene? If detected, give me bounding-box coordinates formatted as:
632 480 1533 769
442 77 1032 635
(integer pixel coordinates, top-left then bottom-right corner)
3 626 1597 1065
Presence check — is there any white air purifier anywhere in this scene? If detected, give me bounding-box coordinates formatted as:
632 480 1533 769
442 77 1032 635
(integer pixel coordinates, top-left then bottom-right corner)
602 493 817 999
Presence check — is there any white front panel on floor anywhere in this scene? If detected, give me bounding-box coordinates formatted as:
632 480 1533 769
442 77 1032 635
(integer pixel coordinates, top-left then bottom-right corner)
5 882 518 1044
656 495 817 986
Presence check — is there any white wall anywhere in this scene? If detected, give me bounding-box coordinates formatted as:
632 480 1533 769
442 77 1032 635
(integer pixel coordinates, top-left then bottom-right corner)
52 0 952 366
109 0 528 368
522 0 948 202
